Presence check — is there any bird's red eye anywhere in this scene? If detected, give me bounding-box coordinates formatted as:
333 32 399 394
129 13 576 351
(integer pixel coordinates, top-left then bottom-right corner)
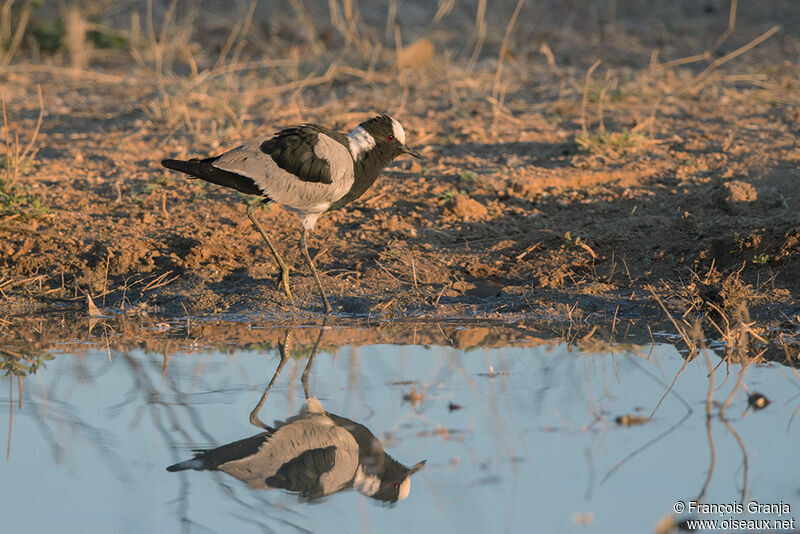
392 482 400 489
387 135 395 141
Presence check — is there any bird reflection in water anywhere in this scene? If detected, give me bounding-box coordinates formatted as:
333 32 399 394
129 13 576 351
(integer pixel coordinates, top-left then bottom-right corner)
167 324 426 503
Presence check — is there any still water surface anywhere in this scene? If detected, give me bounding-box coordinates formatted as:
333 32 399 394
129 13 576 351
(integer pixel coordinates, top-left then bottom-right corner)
2 326 798 533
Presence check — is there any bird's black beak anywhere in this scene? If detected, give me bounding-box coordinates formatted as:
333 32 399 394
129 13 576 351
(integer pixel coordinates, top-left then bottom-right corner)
401 144 422 159
410 460 426 474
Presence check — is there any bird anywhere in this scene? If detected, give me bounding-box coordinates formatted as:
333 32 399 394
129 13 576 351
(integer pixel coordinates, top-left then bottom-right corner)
166 397 426 503
161 114 422 313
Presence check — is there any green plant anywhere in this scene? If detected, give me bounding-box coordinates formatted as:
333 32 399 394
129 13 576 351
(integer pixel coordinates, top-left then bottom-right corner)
586 86 626 104
1 349 53 377
458 170 477 182
0 180 48 219
733 231 761 253
87 18 127 50
2 88 43 185
563 231 584 246
142 176 171 194
32 18 62 51
438 189 465 202
0 89 47 220
752 254 769 265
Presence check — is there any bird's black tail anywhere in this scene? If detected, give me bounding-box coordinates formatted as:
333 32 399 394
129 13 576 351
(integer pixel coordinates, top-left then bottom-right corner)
161 157 263 196
166 456 205 472
166 431 273 472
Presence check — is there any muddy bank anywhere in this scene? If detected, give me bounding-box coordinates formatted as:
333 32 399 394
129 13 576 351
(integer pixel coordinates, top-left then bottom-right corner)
2 312 798 374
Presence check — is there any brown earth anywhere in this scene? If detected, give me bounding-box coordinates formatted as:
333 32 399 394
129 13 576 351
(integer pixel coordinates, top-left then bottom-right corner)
1 1 799 353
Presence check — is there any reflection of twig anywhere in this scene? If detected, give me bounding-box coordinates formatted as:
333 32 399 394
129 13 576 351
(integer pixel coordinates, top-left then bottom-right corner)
584 448 595 500
721 417 748 502
787 402 800 434
22 377 128 479
601 354 693 485
648 289 698 419
697 413 716 502
648 353 692 421
719 348 765 417
696 351 716 502
650 288 698 359
6 378 12 461
785 369 800 433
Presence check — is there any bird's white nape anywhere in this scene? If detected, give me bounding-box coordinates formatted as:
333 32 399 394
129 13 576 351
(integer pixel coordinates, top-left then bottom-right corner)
347 125 376 160
389 117 406 145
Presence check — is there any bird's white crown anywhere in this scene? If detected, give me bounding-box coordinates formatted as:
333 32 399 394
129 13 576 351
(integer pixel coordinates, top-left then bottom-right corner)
389 116 406 145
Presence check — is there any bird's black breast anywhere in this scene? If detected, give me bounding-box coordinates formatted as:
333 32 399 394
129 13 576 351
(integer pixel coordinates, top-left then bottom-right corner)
260 125 350 185
326 151 389 211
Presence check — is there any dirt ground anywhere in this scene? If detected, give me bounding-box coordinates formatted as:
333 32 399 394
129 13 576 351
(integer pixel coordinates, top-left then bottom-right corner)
1 1 799 354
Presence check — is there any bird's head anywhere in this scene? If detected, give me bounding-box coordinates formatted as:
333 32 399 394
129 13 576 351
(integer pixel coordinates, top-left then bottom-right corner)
369 457 426 504
351 114 422 162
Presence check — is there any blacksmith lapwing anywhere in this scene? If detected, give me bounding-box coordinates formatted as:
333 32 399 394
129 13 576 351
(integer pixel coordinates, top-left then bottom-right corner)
166 397 426 503
161 114 421 313
167 325 425 503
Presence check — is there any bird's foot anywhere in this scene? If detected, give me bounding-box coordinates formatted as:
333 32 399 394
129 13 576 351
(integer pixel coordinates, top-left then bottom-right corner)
277 269 295 306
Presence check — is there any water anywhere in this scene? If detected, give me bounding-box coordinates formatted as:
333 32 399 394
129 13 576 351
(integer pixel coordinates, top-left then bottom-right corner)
2 324 798 533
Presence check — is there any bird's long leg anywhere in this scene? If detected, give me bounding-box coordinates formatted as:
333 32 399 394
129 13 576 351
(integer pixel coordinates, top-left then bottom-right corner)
299 227 332 314
249 328 292 430
301 318 328 399
246 201 294 305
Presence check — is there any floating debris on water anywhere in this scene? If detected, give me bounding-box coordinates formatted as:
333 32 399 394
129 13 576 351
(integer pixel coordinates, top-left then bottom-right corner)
748 392 770 410
615 414 650 426
478 366 509 379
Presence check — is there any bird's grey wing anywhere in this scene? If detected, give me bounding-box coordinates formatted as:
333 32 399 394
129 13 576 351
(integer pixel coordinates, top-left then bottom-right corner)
214 414 352 489
326 413 385 473
265 445 337 499
213 129 355 214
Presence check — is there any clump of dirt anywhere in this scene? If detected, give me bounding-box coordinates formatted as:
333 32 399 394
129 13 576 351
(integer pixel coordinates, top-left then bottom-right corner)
446 193 488 221
713 180 758 213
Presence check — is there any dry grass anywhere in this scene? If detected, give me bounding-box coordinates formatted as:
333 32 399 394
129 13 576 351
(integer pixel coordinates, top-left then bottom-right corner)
0 85 47 221
1 85 42 187
0 0 32 65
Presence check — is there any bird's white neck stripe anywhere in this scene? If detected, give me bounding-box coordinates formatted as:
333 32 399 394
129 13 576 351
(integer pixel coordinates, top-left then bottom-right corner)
353 466 380 496
390 117 406 145
347 126 376 160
